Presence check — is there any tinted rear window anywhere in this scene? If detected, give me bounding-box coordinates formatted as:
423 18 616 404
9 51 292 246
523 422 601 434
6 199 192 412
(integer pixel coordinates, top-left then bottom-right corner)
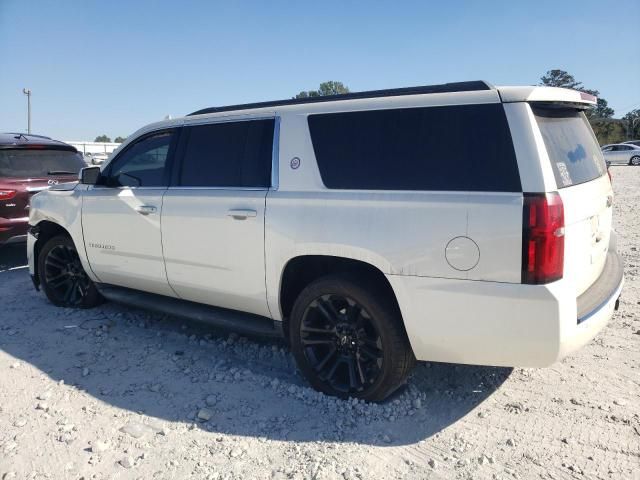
307 104 521 191
533 108 606 189
179 119 274 188
0 149 85 178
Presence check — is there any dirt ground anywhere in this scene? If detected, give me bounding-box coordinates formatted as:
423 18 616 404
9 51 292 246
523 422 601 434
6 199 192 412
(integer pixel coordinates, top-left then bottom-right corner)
1 166 638 480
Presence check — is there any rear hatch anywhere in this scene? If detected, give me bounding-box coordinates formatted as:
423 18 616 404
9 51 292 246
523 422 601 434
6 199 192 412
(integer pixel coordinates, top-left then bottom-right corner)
532 106 612 296
0 148 84 219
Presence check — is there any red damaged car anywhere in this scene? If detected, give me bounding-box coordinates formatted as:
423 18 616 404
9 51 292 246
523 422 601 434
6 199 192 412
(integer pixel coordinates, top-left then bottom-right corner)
0 133 85 247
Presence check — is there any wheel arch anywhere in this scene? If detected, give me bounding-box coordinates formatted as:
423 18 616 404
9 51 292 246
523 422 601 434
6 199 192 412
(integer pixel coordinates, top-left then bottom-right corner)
31 221 73 287
278 255 403 340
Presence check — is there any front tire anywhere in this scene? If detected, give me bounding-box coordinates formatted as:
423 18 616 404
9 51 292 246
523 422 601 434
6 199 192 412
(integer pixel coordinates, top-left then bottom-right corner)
630 156 640 166
39 235 103 308
289 274 415 402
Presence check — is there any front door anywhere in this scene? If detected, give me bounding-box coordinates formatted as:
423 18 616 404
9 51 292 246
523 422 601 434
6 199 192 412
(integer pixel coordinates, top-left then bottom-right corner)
82 129 178 296
161 117 275 317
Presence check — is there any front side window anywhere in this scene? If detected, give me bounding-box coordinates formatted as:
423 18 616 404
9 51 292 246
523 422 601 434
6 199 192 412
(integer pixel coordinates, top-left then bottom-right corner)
307 104 521 192
0 149 85 178
107 131 174 187
179 119 274 188
533 108 606 189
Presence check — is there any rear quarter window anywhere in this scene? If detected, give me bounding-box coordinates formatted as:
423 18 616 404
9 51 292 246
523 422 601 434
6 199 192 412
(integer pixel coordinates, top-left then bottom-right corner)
307 103 521 192
533 107 606 189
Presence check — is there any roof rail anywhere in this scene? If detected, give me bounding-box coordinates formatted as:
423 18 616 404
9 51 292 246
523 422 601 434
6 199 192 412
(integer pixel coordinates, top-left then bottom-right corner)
188 80 494 116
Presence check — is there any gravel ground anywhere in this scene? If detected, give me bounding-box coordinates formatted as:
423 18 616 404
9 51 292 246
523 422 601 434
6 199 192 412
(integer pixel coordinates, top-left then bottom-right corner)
1 165 639 480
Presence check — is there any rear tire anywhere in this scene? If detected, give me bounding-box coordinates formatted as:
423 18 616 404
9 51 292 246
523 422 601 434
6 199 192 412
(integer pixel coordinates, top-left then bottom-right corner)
39 235 103 308
630 156 640 166
289 274 415 402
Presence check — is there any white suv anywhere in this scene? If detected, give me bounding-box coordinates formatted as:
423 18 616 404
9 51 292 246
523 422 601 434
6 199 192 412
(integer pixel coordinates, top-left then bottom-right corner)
27 81 624 401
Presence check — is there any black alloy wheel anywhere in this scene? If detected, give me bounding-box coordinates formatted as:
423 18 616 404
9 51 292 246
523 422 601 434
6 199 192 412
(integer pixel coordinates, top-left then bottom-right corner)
300 294 384 394
290 274 414 402
39 235 103 308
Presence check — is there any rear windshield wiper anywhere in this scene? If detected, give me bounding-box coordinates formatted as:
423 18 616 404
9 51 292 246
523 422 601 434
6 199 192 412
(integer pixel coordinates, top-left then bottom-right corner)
47 170 76 175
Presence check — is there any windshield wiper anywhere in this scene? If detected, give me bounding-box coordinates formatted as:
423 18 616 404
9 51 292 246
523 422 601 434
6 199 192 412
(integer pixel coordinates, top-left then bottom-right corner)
47 170 76 175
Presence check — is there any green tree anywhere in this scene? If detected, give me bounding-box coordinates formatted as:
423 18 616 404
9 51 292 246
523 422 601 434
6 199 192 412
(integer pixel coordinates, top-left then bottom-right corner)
295 81 350 99
114 136 127 143
540 69 583 90
623 109 640 139
592 98 614 119
590 119 626 145
94 135 111 142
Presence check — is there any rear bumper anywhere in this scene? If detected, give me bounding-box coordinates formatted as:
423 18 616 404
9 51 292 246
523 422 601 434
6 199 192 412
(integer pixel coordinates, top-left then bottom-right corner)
0 216 29 245
557 250 623 359
387 250 623 368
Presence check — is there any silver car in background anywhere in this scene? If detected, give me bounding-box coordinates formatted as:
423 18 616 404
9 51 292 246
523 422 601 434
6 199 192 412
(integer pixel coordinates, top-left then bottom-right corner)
602 143 640 166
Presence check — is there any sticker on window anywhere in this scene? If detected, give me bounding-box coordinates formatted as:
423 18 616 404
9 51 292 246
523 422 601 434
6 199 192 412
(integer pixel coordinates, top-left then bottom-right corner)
556 162 573 187
593 154 605 175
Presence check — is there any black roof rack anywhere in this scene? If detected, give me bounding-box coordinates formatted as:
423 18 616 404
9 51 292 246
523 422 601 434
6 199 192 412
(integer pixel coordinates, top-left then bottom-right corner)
189 80 493 116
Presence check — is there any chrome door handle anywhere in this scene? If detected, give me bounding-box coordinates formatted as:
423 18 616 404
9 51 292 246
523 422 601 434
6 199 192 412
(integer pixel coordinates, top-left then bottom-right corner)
135 205 157 215
227 209 257 220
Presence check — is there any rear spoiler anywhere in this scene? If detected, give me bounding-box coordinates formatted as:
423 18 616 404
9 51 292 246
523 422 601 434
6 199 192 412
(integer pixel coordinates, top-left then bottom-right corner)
0 144 78 152
497 86 597 109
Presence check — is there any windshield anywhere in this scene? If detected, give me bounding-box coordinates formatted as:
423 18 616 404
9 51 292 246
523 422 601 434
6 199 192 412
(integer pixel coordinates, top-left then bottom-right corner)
533 107 606 189
0 149 85 178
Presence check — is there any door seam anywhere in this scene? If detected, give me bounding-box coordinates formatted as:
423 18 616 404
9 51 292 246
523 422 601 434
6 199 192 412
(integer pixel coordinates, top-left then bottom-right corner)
160 189 183 299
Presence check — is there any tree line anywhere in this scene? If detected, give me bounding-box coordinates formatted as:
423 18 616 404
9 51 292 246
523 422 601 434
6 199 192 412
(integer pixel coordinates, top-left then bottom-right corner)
94 135 126 143
93 73 638 145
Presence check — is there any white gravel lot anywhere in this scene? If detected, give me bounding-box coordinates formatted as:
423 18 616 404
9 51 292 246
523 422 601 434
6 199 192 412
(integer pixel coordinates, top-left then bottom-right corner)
1 166 639 480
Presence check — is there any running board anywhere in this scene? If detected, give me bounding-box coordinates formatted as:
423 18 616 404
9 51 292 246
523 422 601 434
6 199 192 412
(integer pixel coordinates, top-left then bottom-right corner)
96 284 282 338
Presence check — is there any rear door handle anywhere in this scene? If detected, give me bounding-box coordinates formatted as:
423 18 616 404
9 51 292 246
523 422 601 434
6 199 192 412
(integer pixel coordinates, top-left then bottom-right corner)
135 205 157 215
227 209 257 220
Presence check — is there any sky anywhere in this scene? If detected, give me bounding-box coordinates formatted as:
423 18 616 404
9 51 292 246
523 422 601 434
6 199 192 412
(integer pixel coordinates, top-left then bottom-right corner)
1 0 639 141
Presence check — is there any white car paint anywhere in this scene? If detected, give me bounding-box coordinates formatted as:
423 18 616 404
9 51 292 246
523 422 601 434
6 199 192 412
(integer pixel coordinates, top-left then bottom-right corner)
27 84 621 368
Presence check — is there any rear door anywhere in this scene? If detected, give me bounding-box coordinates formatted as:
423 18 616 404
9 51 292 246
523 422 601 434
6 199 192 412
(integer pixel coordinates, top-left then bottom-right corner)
533 107 612 296
161 117 275 317
82 130 178 296
618 145 635 164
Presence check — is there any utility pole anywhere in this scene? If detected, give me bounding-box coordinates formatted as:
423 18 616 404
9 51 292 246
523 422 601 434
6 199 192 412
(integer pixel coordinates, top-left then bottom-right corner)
22 88 32 134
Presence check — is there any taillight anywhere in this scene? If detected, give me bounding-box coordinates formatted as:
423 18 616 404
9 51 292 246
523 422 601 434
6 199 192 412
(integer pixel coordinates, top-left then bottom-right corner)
0 190 17 201
522 192 565 284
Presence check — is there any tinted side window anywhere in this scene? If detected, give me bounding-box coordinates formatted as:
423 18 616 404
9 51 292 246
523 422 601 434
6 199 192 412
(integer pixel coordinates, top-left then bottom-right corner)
308 104 520 192
179 119 274 187
107 131 174 187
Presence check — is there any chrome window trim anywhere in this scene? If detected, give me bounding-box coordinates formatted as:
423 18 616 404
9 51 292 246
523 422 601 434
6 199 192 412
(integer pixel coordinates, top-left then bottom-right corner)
271 116 280 190
90 185 167 191
182 111 275 127
166 186 268 192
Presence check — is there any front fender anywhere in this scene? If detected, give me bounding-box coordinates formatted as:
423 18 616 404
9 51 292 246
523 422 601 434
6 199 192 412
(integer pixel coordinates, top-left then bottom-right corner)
29 186 97 283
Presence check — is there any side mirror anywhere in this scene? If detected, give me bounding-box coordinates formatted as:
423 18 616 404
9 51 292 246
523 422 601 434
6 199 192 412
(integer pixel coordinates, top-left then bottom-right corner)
80 166 101 185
